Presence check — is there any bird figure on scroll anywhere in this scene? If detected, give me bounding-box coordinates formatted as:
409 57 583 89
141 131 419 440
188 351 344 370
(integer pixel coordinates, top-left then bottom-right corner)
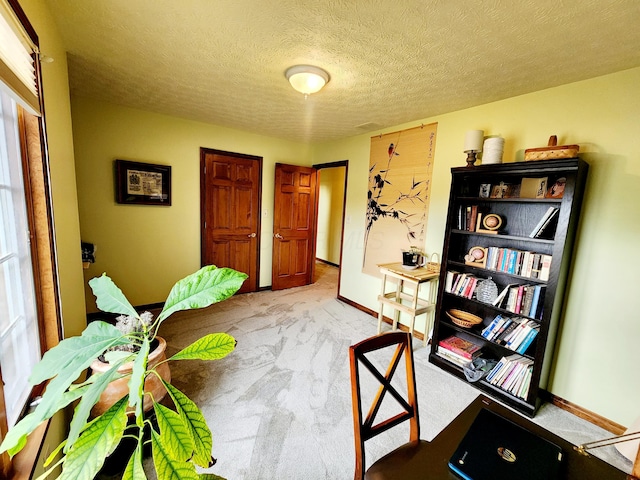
388 143 399 157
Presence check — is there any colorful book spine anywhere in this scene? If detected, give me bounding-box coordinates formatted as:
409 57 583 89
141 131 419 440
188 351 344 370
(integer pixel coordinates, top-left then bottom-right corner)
438 336 481 359
482 315 503 339
516 327 540 354
436 346 472 367
539 254 552 281
486 355 534 399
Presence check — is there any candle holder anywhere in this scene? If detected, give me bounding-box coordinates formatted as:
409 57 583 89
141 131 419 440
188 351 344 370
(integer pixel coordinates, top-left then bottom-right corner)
465 150 479 166
464 130 484 167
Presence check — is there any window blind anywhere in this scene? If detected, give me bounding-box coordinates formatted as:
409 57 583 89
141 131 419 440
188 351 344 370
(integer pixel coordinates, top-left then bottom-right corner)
0 0 39 114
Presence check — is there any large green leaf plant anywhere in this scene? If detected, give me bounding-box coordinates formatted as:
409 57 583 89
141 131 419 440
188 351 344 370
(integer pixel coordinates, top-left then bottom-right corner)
0 265 247 480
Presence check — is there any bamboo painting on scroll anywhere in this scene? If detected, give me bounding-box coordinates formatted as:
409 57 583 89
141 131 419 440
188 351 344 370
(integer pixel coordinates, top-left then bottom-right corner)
362 123 437 276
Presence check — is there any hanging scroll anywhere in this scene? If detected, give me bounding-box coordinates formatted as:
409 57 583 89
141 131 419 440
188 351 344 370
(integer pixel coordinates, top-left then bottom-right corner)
362 123 437 276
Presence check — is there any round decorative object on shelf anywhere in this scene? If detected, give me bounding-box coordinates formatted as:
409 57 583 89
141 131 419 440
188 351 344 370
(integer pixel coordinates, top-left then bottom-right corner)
464 246 485 262
482 213 502 230
476 277 498 303
446 309 483 328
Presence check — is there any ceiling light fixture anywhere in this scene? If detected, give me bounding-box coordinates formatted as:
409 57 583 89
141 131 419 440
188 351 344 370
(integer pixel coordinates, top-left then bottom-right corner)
285 65 330 97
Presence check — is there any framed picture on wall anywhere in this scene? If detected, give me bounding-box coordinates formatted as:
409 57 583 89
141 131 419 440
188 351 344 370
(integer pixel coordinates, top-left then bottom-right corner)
115 160 172 205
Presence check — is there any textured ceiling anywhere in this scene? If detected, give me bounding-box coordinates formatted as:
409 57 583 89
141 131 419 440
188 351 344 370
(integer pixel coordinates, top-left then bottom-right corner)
46 0 640 143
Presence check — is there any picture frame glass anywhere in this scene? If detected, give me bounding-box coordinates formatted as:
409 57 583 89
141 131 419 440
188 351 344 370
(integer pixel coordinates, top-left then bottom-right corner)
115 160 171 205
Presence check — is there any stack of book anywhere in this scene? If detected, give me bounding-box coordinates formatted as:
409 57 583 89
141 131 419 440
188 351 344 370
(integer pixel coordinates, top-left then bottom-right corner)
486 354 534 400
485 248 552 282
492 284 545 319
436 334 482 368
457 205 479 232
481 315 539 354
444 271 480 299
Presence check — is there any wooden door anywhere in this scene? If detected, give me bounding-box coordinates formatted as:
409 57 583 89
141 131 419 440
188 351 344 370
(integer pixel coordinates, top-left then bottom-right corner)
201 149 261 293
272 163 318 290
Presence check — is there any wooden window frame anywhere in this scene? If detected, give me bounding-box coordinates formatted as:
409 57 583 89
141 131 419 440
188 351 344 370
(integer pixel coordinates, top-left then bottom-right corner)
0 0 62 476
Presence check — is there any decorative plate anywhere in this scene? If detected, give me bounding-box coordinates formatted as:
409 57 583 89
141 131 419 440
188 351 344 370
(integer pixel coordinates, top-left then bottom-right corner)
482 213 503 230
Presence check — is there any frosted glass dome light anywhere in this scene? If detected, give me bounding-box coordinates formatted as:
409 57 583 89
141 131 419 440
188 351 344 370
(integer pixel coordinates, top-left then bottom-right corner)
285 65 330 96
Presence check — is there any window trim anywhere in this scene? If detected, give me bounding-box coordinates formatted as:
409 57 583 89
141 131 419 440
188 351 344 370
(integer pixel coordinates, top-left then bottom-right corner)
0 0 62 476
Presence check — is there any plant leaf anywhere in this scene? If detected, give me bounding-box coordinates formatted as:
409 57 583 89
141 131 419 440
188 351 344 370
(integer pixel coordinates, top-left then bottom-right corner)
199 474 227 480
151 429 199 480
30 321 128 385
34 459 65 480
169 333 235 361
123 443 147 480
89 273 140 319
153 403 193 462
0 383 90 456
157 266 247 323
164 382 212 467
65 358 128 452
1 410 35 457
1 322 131 455
58 396 129 480
103 350 135 364
129 336 150 418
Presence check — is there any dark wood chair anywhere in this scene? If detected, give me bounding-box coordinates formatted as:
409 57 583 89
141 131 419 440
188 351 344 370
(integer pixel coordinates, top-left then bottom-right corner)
349 331 432 480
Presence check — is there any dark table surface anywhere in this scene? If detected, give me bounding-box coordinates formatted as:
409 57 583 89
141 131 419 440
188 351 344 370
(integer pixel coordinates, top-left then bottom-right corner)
387 394 630 479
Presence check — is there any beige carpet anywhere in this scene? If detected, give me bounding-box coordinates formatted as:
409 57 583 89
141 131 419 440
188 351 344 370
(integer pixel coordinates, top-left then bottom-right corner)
134 262 632 479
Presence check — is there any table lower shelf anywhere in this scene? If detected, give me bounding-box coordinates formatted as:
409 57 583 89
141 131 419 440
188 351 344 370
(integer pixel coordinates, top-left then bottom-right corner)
378 292 435 317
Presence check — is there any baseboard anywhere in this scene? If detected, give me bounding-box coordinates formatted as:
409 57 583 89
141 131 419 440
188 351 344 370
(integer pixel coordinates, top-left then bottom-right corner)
337 294 374 315
337 294 624 434
336 295 427 343
544 393 626 434
316 258 339 268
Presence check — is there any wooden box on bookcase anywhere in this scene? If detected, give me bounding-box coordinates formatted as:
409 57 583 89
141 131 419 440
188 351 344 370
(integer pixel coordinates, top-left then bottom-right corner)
429 158 588 416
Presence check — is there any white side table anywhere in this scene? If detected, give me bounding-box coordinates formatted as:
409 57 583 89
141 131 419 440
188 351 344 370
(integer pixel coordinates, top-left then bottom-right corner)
377 262 439 345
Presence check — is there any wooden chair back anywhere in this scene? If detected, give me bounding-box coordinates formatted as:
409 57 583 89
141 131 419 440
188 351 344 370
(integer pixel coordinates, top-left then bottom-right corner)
349 331 419 480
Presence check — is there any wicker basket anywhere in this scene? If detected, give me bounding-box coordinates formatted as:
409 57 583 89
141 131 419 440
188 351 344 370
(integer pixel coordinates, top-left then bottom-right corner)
524 135 579 161
425 253 440 273
446 309 483 329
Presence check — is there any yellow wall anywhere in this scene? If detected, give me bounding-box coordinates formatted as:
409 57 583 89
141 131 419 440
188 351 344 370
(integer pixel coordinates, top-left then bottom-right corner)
71 66 640 425
19 0 86 338
316 166 346 264
71 98 313 311
13 0 640 469
313 67 640 426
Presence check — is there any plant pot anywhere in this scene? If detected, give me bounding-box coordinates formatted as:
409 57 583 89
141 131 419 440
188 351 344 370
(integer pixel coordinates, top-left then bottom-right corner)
90 336 171 418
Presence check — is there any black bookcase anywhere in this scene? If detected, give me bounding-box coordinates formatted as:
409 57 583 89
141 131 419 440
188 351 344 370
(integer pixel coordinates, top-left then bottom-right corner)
429 158 588 416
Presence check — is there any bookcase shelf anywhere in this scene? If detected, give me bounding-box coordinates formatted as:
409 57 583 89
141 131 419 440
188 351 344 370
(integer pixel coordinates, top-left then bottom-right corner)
443 292 542 323
451 230 556 245
429 158 588 416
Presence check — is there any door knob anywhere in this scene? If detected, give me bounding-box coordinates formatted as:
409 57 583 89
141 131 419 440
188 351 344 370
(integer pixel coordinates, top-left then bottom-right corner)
274 233 283 239
247 233 256 238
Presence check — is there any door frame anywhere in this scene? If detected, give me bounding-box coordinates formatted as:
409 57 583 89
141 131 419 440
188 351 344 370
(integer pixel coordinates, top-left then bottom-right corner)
312 160 348 296
200 148 263 292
